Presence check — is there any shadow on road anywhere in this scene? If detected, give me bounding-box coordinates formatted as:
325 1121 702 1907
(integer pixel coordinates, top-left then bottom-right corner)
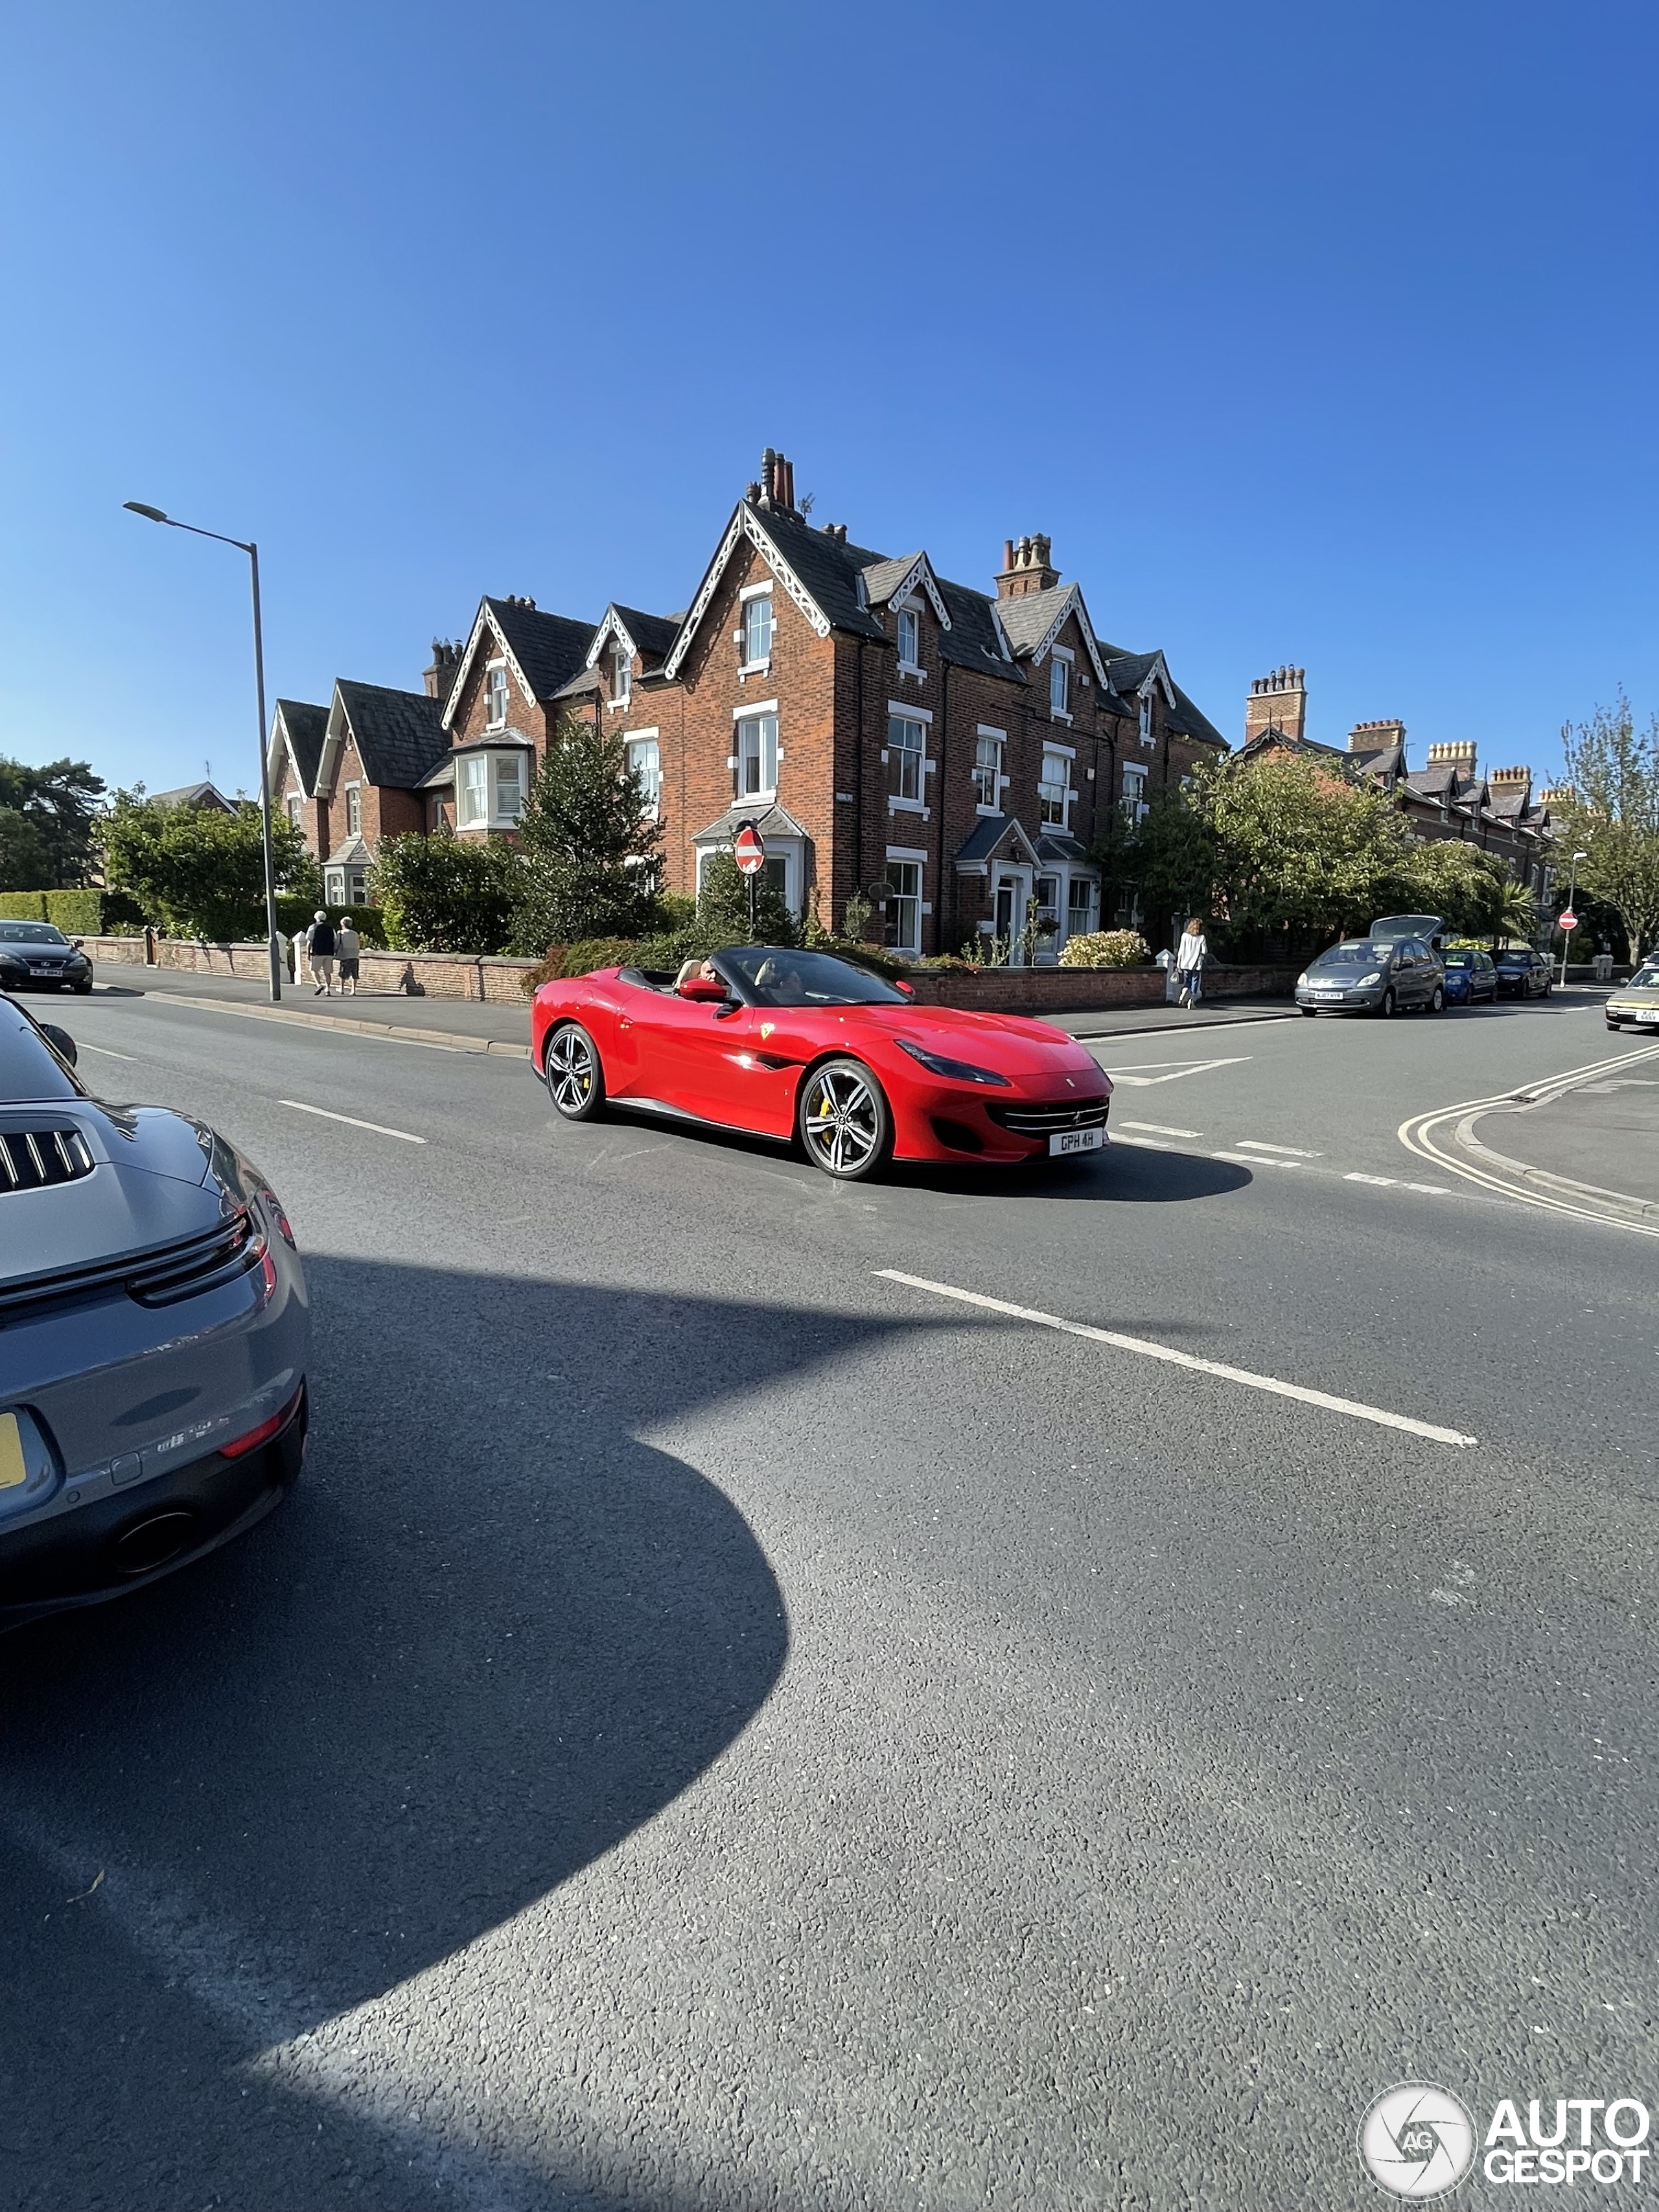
0 1261 930 2209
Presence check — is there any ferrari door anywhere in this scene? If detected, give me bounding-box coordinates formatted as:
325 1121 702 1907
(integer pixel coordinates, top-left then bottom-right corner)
674 1003 798 1136
608 984 714 1107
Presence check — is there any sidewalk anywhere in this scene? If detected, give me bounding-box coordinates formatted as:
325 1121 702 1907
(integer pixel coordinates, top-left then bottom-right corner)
1459 1051 1659 1217
1041 996 1297 1042
93 964 531 1054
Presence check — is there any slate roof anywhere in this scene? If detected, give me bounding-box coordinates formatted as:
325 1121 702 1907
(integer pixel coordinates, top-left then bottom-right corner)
997 589 1071 658
274 701 328 791
325 835 373 869
1036 832 1095 866
955 813 1041 865
610 605 682 669
147 780 235 812
691 800 814 844
335 681 451 791
1165 682 1228 751
485 599 596 701
934 577 1023 682
859 554 924 607
553 665 603 701
743 505 887 642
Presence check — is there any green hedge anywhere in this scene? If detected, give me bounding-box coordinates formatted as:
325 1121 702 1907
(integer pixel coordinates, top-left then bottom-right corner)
0 889 148 935
274 896 388 948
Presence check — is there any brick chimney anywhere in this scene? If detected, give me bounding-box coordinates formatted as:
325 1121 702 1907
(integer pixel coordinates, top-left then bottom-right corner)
1244 666 1307 745
995 534 1059 600
424 638 461 699
1426 740 1477 779
1347 718 1405 754
754 448 798 515
1488 764 1531 804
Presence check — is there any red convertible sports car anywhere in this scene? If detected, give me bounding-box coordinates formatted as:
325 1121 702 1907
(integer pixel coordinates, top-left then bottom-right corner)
530 946 1113 1180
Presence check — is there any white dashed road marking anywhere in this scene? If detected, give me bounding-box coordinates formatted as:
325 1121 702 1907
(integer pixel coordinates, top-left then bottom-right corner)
877 1271 1478 1447
76 1042 137 1060
1118 1121 1203 1138
1235 1139 1320 1158
279 1100 426 1144
1101 1055 1253 1087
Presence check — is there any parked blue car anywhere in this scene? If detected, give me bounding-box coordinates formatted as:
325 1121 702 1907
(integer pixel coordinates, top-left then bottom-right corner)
1440 948 1498 1005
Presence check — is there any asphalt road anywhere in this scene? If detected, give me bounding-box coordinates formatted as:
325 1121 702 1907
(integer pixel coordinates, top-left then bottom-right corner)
3 987 1654 2211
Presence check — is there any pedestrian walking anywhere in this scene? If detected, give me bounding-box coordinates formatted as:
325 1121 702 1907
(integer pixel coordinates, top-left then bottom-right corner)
1175 916 1208 1007
335 916 361 997
307 909 336 995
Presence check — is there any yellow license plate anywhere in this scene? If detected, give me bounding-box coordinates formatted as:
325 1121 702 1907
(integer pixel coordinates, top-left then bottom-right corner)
0 1412 28 1491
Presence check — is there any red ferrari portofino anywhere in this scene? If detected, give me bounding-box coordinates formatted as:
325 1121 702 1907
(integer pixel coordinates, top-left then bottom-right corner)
530 946 1112 1180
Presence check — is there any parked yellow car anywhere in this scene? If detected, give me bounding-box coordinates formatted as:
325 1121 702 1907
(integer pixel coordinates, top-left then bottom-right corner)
1605 961 1659 1032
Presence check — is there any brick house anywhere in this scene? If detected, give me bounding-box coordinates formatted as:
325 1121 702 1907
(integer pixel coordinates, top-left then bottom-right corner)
268 679 449 905
1235 668 1555 900
430 596 597 834
475 451 1224 961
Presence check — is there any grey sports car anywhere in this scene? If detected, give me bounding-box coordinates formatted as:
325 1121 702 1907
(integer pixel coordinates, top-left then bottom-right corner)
0 995 307 1626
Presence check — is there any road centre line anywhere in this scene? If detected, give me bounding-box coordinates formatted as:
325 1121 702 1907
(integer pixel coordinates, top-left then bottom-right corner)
1234 1139 1320 1158
279 1100 426 1143
876 1270 1478 1447
75 1042 137 1060
1118 1120 1203 1137
1112 1132 1459 1200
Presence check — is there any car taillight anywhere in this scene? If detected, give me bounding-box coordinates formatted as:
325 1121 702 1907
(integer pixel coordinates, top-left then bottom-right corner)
261 1187 297 1248
220 1386 303 1460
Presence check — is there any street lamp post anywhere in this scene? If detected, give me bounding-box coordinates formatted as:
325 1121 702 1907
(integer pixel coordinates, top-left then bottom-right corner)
123 502 284 1002
1560 848 1588 990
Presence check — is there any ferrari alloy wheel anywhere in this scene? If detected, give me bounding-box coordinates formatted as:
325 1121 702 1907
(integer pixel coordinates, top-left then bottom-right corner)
545 1021 605 1121
798 1058 891 1180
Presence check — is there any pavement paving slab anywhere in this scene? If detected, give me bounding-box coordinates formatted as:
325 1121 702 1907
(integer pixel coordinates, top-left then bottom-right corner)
1475 1063 1659 1205
93 964 531 1049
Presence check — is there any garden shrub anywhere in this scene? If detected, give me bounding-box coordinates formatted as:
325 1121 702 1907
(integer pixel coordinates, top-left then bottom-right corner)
1058 929 1152 969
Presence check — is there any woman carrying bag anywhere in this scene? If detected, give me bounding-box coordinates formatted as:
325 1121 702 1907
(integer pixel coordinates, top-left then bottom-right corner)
1175 916 1208 1007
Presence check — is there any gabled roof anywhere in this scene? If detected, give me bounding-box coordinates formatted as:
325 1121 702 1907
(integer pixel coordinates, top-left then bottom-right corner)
147 780 236 813
860 552 950 628
997 584 1109 686
691 800 813 844
441 597 596 728
1098 645 1178 710
331 681 450 791
585 603 682 675
955 813 1043 867
664 501 888 679
271 699 328 794
1036 832 1095 866
934 577 1023 682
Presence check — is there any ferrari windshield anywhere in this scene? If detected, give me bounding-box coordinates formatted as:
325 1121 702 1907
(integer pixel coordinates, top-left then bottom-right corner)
0 923 69 945
719 947 907 1007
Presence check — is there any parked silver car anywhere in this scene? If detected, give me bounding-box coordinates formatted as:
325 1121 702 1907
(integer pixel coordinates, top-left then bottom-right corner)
1296 933 1446 1017
0 997 307 1627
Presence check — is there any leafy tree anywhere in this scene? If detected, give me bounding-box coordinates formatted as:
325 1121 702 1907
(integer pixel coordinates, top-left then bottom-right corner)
507 716 662 955
0 808 52 890
1387 837 1531 940
1198 754 1417 952
369 828 518 952
1555 691 1659 960
695 847 800 946
0 755 106 887
1096 785 1219 949
98 793 316 940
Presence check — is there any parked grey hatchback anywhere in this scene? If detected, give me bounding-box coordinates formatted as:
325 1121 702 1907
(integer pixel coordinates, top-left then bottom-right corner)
1295 933 1446 1018
0 997 308 1626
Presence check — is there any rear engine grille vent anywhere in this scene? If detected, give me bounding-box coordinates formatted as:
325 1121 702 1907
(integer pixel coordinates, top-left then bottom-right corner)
0 1126 95 1193
125 1212 264 1307
986 1099 1111 1136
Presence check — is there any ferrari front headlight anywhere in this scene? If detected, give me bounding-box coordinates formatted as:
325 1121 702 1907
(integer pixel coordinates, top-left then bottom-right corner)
896 1038 1012 1087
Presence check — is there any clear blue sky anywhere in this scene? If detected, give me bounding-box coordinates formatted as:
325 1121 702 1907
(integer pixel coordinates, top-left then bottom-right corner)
2 0 1653 799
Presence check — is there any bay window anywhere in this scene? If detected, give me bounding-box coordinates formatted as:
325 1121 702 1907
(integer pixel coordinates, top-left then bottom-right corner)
459 753 490 827
493 753 524 823
1067 877 1097 936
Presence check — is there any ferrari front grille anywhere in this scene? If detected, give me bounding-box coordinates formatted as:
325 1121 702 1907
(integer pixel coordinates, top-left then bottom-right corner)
0 1126 95 1194
986 1098 1111 1136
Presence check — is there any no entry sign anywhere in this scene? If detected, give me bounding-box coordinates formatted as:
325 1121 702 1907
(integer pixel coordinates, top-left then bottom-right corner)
734 821 767 876
1560 910 1578 930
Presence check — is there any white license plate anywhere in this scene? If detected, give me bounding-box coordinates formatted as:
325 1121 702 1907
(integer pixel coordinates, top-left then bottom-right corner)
1050 1126 1104 1157
1310 990 1343 999
1638 1008 1659 1023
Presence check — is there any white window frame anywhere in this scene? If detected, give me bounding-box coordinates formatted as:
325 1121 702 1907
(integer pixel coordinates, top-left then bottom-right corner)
286 793 303 830
896 603 921 673
1050 647 1073 722
625 730 661 818
610 640 632 709
345 782 362 837
739 584 774 673
1123 763 1149 823
696 836 804 916
886 710 929 809
458 752 491 828
883 848 926 958
493 752 525 824
323 867 345 905
1139 691 1155 746
485 661 509 733
973 724 1008 814
1066 874 1098 937
734 704 780 799
1039 747 1074 829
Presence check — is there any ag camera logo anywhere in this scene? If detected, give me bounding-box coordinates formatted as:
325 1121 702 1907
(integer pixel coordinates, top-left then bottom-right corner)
1359 2082 1477 2199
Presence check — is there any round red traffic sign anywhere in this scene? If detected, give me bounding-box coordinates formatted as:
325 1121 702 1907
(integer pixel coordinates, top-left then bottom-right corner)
1560 910 1577 930
733 822 767 876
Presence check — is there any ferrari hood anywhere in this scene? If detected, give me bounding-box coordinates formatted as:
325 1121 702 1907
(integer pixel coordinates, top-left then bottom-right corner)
860 1005 1108 1081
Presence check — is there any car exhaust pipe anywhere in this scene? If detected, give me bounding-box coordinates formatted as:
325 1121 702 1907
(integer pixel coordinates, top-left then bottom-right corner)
111 1509 199 1577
